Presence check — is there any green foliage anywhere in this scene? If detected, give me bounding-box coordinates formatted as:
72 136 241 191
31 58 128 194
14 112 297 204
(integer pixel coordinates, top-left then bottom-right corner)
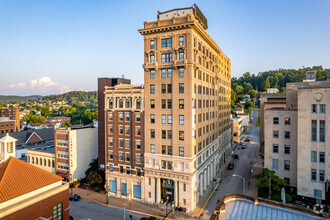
285 194 292 203
254 168 287 200
41 106 50 117
42 91 97 107
61 122 70 127
22 113 45 124
0 95 42 102
86 171 102 188
232 66 330 92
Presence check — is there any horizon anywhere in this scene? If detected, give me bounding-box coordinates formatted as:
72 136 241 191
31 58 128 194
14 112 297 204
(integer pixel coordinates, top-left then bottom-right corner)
1 0 330 96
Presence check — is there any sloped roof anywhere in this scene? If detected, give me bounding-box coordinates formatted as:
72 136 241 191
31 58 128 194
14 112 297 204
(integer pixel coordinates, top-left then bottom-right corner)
0 128 54 146
0 157 63 203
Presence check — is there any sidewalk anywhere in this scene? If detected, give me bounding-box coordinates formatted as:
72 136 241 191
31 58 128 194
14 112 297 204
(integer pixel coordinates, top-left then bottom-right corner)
72 187 192 219
246 146 263 197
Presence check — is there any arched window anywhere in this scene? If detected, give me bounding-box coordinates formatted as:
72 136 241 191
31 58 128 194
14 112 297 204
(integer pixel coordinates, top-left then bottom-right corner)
40 158 42 165
32 157 34 164
36 157 38 165
136 99 141 109
44 159 46 166
119 99 124 108
109 99 113 108
48 159 51 167
52 160 55 168
125 99 130 108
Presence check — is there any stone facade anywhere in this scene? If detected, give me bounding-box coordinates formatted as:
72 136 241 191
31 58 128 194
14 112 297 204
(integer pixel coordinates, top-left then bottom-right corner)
263 77 330 200
138 5 231 211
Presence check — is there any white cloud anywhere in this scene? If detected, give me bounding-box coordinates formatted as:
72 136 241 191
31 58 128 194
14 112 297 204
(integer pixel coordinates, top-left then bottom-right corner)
3 76 72 95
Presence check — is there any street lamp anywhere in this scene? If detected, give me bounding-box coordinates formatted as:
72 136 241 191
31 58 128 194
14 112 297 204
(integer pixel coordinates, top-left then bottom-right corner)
232 174 246 194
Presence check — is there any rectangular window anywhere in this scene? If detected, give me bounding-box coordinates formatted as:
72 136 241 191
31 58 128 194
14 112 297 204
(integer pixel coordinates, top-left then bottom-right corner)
179 99 184 109
162 130 166 139
162 99 166 109
312 120 317 141
119 126 124 134
167 161 173 170
167 69 172 78
122 183 127 195
150 144 155 154
109 138 113 146
161 160 166 169
150 55 155 63
161 38 172 47
167 115 172 124
284 160 290 170
179 147 184 157
109 151 113 159
320 170 325 182
311 151 317 163
273 130 279 138
150 40 155 49
125 113 130 121
134 184 141 199
109 125 113 134
179 83 184 93
136 140 141 149
167 146 172 156
179 131 184 140
167 130 172 139
320 120 325 142
162 145 166 155
162 53 172 62
162 115 166 124
272 159 278 170
314 189 322 199
150 99 155 108
285 117 290 125
126 153 130 161
179 36 184 46
109 113 113 120
110 180 117 193
120 152 124 160
167 99 172 109
179 52 184 60
150 70 155 79
136 127 141 136
162 69 166 78
125 140 130 148
167 84 172 93
312 104 317 113
119 112 123 121
150 129 155 138
53 203 62 220
179 115 184 125
311 169 317 181
273 144 279 153
150 114 155 123
284 145 290 154
320 104 326 113
161 84 166 93
119 139 124 148
150 84 155 94
179 68 184 77
319 152 325 163
273 117 279 125
284 131 290 139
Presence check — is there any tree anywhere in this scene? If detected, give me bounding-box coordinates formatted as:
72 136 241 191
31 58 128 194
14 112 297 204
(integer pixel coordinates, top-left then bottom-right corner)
254 168 287 199
262 78 270 91
41 106 50 117
61 122 70 127
86 171 102 188
235 85 244 94
243 82 253 94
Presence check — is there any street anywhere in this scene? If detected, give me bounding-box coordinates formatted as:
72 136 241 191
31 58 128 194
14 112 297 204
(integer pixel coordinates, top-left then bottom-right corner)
69 200 148 220
199 108 260 219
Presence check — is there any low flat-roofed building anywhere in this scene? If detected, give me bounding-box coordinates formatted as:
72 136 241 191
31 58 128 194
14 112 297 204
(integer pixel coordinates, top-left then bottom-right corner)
0 117 16 134
0 157 69 220
27 146 55 174
210 194 325 220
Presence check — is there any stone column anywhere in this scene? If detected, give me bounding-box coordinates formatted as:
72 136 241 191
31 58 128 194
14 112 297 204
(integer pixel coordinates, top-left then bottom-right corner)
174 180 178 205
156 178 161 203
203 170 207 192
199 174 203 198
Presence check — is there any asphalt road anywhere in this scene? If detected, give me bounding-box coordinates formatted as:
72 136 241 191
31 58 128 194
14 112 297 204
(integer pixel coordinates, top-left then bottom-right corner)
70 200 148 220
199 108 260 220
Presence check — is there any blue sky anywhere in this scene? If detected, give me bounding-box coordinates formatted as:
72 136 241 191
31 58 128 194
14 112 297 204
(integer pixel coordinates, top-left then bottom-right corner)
0 0 329 95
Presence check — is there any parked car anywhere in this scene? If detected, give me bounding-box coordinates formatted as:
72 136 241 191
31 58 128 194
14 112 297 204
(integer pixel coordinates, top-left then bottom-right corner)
245 138 250 142
69 194 81 201
227 162 234 170
232 154 239 159
241 144 246 149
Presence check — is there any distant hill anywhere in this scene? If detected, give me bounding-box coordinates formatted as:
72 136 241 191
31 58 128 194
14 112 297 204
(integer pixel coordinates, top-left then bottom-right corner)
0 95 43 102
43 91 97 106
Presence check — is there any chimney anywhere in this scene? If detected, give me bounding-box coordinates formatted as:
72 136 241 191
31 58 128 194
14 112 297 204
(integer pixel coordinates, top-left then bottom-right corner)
305 71 316 82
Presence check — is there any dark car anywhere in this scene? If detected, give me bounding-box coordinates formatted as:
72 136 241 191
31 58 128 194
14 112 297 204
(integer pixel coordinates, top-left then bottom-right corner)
69 194 81 201
241 144 246 149
232 154 239 159
227 162 234 170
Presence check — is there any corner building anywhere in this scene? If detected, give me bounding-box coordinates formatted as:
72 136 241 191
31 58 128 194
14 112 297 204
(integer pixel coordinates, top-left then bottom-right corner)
139 5 231 211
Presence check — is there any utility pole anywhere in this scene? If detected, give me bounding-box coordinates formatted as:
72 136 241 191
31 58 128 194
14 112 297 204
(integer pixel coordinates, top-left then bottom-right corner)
123 203 125 220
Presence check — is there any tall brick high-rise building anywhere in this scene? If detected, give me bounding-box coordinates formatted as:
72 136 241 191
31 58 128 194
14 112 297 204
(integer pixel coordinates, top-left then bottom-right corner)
98 78 130 170
0 108 20 131
138 4 231 210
